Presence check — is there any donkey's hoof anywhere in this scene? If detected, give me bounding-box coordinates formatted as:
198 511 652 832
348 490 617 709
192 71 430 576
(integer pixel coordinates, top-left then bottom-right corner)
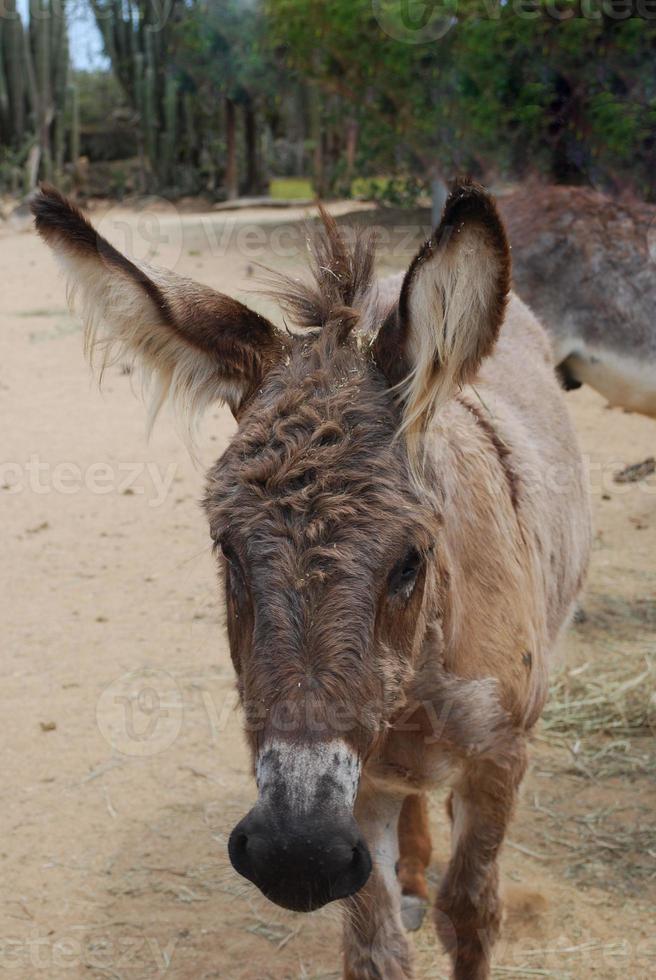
401 894 427 931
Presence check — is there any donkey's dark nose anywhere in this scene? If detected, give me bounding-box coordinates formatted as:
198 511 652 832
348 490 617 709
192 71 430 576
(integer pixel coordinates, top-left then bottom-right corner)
228 806 372 912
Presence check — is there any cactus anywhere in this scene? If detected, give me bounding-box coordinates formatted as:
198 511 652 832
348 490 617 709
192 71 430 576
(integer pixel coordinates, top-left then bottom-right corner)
3 1 26 145
51 0 69 178
33 0 54 181
161 75 179 186
0 24 10 136
89 0 189 190
143 26 158 174
69 80 79 165
0 0 74 191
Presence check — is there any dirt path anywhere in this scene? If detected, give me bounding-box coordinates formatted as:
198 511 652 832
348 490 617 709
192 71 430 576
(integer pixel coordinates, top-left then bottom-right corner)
1 205 654 979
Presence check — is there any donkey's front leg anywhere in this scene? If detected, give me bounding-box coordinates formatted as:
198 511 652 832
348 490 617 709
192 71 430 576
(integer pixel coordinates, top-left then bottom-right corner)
342 786 413 980
398 792 432 931
436 738 528 980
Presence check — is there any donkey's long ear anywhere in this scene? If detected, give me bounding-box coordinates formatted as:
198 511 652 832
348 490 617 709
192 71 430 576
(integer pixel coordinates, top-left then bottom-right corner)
373 179 510 443
31 185 284 429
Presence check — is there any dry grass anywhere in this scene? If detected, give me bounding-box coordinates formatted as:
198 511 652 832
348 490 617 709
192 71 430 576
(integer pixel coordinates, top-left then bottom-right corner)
522 631 656 895
541 655 654 779
542 658 653 739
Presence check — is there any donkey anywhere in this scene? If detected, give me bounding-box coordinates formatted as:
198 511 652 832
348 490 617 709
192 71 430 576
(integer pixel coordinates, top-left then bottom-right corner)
32 180 590 980
500 184 656 418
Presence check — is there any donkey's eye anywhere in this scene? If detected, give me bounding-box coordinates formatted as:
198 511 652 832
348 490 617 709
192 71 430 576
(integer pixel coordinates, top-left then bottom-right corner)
388 548 422 600
220 541 246 587
220 540 236 562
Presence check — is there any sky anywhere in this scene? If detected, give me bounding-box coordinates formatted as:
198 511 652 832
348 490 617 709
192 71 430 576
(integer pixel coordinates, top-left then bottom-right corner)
16 0 109 71
68 1 109 70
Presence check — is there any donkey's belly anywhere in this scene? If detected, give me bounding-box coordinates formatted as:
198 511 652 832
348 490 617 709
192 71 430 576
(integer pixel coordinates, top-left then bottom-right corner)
565 347 656 418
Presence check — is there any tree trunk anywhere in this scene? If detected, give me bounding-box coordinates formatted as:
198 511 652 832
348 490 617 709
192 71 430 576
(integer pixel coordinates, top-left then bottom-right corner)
25 143 41 193
261 122 272 195
548 74 586 185
225 96 238 200
345 118 358 185
70 81 80 163
309 83 324 198
5 1 26 144
326 109 341 195
244 102 257 194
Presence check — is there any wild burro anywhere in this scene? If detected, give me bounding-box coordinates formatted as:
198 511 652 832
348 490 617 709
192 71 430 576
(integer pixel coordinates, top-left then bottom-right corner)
32 181 590 980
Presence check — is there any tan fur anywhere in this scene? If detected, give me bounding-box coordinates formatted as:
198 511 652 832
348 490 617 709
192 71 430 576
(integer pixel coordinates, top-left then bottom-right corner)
32 182 591 980
374 180 510 476
399 222 506 450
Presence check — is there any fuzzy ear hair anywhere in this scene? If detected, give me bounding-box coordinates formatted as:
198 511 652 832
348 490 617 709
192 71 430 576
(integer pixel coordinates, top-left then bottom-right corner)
31 185 284 434
374 179 510 452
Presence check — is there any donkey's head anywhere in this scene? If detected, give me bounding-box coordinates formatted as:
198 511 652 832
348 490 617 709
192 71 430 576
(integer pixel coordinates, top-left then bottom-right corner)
32 181 509 912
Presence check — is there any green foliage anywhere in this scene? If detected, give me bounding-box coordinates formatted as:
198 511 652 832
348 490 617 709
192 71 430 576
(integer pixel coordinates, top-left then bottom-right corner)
73 69 124 128
174 0 275 103
266 0 656 199
450 7 656 193
351 175 425 207
269 176 313 198
8 0 648 201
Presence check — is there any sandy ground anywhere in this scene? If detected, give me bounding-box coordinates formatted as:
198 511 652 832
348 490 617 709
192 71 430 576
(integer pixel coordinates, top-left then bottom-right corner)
1 202 654 980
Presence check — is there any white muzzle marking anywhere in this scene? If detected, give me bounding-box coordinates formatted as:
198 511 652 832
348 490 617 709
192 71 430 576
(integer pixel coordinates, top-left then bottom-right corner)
256 739 360 814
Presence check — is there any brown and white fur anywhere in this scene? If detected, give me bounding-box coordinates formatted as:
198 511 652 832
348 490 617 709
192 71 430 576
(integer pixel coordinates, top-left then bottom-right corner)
32 181 590 980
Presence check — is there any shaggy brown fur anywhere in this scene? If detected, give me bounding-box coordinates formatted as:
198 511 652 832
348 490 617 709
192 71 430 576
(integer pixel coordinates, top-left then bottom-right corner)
32 179 591 980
